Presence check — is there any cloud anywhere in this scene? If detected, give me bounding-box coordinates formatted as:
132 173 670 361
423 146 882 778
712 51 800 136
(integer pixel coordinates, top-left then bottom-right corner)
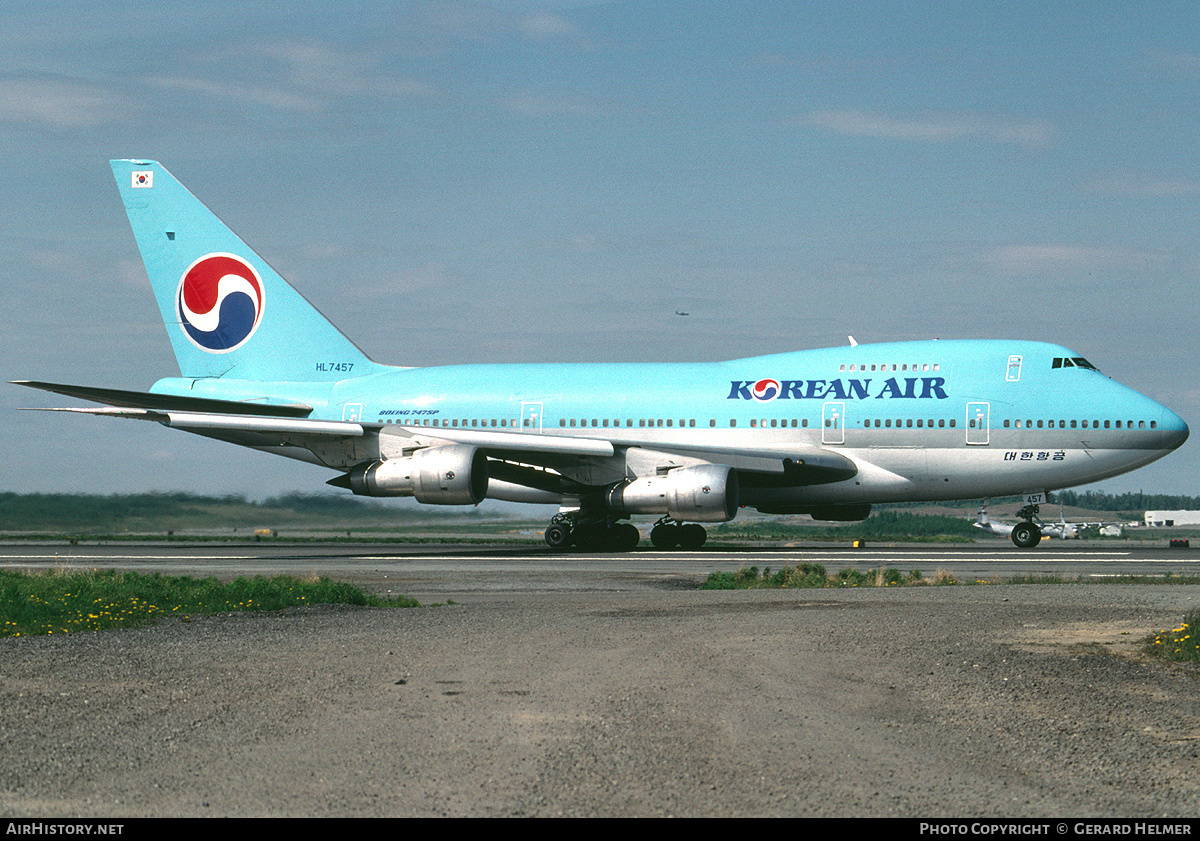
143 40 437 115
982 244 1163 276
517 12 591 45
0 75 136 128
1087 173 1200 197
804 109 1056 149
144 75 324 113
502 89 619 118
392 2 594 51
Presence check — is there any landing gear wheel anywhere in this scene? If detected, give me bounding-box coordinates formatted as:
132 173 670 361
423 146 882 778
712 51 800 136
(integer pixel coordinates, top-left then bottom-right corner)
650 523 680 549
1012 521 1041 549
544 523 572 550
572 523 608 552
611 523 641 552
677 523 707 550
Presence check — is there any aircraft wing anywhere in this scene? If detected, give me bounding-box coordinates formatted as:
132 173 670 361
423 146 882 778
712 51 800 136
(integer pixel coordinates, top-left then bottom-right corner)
15 381 856 486
394 425 858 486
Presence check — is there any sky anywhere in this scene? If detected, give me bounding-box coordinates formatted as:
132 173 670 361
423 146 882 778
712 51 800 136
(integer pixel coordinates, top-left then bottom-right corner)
2 0 1199 503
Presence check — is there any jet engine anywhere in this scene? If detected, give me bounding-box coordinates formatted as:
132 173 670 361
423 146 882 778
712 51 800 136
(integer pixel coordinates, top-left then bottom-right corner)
607 463 739 522
342 446 488 505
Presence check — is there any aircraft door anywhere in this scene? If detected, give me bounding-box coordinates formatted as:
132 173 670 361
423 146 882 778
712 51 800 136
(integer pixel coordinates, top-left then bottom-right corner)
822 402 845 445
1006 355 1023 382
342 403 363 422
521 402 543 432
966 402 990 445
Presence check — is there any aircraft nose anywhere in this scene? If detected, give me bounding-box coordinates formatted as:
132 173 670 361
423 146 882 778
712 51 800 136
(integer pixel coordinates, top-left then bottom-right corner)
1161 409 1190 451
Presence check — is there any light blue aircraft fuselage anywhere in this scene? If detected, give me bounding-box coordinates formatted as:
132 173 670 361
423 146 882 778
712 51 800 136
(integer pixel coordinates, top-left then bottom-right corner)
15 161 1189 551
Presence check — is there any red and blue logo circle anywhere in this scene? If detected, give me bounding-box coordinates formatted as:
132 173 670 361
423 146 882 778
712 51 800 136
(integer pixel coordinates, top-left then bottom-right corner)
176 253 264 353
750 378 781 402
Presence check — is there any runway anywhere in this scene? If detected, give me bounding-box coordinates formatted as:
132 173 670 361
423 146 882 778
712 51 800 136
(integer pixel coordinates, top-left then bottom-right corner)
4 537 1200 817
2 539 1197 600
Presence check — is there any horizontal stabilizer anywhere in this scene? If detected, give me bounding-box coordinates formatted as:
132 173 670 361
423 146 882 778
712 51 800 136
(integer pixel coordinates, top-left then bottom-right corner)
12 380 313 418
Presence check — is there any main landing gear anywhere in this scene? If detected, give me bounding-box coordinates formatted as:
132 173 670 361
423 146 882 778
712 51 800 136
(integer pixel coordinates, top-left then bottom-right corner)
544 513 641 552
543 514 709 552
649 518 708 550
1011 504 1043 549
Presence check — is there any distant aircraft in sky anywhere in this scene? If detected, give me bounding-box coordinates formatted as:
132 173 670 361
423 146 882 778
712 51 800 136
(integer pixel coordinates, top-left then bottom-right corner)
14 160 1190 551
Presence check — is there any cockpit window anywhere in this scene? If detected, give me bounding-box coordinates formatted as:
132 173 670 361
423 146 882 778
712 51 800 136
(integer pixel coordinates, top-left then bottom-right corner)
1052 357 1100 372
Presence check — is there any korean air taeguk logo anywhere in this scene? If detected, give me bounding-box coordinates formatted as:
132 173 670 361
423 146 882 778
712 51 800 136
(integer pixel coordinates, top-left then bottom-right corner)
176 253 264 352
750 378 781 401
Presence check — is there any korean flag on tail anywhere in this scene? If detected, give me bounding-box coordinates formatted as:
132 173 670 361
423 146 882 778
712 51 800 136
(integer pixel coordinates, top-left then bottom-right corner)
131 170 153 188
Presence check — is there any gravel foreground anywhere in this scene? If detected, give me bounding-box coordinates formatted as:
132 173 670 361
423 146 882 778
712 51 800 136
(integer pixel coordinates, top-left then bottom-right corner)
1 584 1198 818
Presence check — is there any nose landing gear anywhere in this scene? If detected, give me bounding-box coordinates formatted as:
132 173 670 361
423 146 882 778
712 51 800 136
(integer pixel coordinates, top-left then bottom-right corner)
1011 504 1043 548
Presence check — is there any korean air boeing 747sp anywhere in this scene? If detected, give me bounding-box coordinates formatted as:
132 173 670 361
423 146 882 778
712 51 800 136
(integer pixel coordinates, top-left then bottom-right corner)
14 161 1190 550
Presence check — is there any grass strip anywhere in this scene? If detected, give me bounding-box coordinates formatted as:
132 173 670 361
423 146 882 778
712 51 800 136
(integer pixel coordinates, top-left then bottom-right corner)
701 565 1200 589
0 569 418 638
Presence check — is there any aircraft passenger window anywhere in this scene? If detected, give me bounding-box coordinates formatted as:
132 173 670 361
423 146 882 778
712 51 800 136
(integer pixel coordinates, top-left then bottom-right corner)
1115 421 1122 429
938 419 945 428
1127 420 1133 428
751 419 758 427
885 419 892 427
667 419 673 427
1151 421 1157 429
1140 421 1146 429
933 364 940 371
802 418 809 427
917 419 923 427
689 419 695 427
907 419 913 428
1004 420 1011 428
901 364 907 371
949 419 956 427
709 419 716 427
840 365 847 372
1104 420 1111 429
770 419 777 428
730 419 737 427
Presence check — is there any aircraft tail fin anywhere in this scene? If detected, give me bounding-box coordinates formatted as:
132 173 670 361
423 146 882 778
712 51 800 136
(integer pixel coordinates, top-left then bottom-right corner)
110 160 387 382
